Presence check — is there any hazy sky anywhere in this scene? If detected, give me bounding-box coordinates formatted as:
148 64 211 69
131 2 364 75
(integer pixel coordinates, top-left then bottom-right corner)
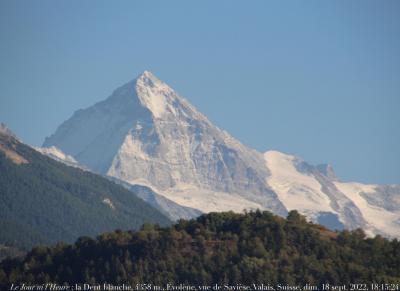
0 1 399 184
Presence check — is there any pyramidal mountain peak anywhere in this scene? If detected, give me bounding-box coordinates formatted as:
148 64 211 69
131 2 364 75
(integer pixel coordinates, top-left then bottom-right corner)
135 70 181 118
136 70 164 90
100 70 208 122
140 69 154 77
43 72 400 238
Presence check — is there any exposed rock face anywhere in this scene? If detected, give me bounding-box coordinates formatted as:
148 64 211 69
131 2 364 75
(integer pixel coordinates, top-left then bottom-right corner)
0 123 17 139
44 71 286 216
0 123 29 165
43 72 400 237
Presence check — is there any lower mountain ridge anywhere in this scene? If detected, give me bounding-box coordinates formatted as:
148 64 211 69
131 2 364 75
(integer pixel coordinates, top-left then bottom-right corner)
0 124 171 260
1 210 399 286
41 71 400 238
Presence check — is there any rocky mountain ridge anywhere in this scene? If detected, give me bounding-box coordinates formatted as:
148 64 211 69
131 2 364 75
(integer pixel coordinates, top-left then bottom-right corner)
42 71 400 237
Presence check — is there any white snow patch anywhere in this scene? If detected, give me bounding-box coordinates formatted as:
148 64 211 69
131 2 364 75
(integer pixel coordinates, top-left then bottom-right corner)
115 178 262 213
264 150 334 215
162 184 263 213
334 182 400 237
119 132 149 161
135 123 143 131
36 146 79 164
136 71 171 118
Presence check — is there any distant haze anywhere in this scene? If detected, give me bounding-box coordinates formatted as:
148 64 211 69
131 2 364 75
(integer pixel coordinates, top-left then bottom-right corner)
0 1 399 184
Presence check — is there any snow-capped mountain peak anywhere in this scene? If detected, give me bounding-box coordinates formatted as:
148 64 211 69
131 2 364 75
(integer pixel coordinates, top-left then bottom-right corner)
135 71 173 118
43 72 400 238
43 71 286 215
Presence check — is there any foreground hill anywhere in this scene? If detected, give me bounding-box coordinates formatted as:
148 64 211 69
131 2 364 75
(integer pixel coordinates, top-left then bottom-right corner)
1 210 399 286
42 71 400 237
0 124 171 257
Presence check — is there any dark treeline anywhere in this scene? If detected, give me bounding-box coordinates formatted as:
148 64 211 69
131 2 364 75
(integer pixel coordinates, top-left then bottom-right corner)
1 210 400 287
0 130 171 256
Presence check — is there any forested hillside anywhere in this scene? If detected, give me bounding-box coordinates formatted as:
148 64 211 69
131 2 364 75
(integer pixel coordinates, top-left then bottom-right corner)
0 126 171 257
1 210 399 287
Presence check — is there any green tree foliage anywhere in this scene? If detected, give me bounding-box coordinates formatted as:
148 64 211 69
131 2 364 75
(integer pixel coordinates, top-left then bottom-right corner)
0 133 171 255
1 210 400 287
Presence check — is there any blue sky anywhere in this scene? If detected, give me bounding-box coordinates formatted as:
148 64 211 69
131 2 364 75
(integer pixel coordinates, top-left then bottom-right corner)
0 1 399 184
